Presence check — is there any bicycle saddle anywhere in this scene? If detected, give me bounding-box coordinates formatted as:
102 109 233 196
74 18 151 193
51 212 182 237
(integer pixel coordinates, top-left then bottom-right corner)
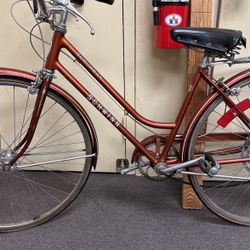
170 27 247 56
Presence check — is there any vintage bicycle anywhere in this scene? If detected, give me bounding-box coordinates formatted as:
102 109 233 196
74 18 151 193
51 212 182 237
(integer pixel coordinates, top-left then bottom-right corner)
1 0 250 231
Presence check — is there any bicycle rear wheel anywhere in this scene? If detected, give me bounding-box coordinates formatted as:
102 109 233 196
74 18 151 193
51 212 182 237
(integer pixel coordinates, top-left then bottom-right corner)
186 78 250 226
0 77 95 232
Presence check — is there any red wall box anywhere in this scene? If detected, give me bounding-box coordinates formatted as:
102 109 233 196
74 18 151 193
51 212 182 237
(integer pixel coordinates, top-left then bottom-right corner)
154 0 190 49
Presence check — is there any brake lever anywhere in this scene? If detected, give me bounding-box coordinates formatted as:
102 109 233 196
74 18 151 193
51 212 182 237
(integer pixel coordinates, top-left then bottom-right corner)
54 0 95 35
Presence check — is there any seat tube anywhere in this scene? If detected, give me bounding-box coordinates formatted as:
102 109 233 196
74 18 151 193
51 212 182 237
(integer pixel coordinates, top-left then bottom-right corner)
160 68 203 162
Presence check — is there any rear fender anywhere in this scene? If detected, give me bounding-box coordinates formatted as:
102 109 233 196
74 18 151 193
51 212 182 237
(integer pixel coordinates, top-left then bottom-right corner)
0 67 99 169
181 69 250 161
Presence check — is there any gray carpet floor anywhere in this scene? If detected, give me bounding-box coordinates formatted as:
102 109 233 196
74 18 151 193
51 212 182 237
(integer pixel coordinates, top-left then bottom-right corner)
1 173 250 250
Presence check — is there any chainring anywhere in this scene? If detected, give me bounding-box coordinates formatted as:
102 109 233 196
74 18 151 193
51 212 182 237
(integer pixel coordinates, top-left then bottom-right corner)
137 137 179 181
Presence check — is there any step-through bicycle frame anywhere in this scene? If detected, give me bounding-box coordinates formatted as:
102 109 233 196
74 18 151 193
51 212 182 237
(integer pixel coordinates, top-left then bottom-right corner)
9 31 250 167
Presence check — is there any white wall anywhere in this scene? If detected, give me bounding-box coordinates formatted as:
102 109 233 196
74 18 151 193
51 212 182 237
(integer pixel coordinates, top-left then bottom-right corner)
213 0 250 78
134 1 187 141
0 0 187 172
1 0 250 172
0 1 126 172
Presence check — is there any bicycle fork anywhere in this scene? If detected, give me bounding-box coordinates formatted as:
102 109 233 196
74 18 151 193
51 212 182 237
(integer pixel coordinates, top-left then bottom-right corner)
4 32 64 169
5 71 53 170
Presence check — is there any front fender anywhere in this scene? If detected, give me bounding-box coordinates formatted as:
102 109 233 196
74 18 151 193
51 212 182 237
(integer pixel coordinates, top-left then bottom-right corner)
0 67 99 169
181 69 250 161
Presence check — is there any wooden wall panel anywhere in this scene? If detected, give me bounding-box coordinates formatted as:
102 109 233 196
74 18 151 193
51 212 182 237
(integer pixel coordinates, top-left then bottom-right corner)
192 0 213 12
182 0 213 209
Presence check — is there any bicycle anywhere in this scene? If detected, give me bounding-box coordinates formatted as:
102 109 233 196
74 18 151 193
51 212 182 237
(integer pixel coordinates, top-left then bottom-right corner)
1 0 250 232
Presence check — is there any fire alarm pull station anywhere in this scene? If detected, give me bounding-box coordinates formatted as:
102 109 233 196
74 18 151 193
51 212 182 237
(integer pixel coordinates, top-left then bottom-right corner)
153 0 190 48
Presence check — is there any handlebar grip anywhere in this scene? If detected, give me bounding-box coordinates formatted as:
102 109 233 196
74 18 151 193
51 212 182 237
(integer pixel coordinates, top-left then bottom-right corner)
153 9 159 26
33 0 38 14
71 0 84 5
95 0 115 5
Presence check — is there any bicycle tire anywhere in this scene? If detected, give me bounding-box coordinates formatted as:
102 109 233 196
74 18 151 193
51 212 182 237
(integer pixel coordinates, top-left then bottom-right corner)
186 77 250 226
0 77 95 232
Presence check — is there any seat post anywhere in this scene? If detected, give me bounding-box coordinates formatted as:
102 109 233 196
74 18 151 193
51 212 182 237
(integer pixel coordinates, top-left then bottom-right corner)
199 55 212 69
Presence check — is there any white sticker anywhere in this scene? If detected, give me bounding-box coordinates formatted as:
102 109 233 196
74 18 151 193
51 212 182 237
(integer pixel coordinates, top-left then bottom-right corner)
165 14 182 27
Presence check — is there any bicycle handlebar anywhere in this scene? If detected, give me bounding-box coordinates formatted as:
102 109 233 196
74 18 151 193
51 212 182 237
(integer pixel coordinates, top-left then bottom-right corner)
32 0 114 35
95 0 114 4
33 0 114 14
71 0 84 5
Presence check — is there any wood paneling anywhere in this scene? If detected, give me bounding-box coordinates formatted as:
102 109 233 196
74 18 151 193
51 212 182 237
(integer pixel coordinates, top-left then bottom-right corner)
192 0 213 12
182 0 212 209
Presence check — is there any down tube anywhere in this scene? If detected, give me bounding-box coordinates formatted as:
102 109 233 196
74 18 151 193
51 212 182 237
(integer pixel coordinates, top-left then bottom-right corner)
55 62 158 165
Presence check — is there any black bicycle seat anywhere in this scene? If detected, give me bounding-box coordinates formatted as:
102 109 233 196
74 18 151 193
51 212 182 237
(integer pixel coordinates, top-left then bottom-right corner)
170 27 246 56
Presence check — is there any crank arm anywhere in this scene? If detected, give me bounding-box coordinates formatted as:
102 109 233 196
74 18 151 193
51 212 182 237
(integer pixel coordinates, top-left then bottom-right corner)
15 153 96 169
156 157 205 175
120 165 139 175
180 171 250 182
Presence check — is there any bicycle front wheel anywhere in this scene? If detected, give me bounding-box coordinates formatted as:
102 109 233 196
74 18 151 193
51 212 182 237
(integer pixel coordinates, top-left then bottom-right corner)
0 77 95 232
186 77 250 226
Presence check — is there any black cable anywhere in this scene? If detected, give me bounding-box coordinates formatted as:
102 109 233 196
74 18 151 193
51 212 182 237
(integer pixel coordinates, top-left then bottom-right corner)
216 0 222 28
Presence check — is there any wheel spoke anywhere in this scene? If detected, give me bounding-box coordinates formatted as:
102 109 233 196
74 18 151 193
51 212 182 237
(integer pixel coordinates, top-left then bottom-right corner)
187 79 250 225
0 80 93 231
27 111 68 152
13 86 16 148
9 101 57 149
17 92 30 146
25 121 77 155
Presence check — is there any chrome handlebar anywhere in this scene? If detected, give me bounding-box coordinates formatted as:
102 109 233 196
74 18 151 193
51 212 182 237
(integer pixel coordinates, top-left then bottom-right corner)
33 0 95 35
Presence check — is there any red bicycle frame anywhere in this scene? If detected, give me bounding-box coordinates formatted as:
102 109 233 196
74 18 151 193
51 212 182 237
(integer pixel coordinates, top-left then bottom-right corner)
9 31 250 167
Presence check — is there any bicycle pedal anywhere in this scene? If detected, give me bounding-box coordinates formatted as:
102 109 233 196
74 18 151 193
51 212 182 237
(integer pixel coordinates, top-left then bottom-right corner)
199 154 221 177
116 158 129 174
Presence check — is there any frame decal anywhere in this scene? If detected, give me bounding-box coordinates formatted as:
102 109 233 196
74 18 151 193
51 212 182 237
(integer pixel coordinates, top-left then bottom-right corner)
87 94 121 127
76 51 104 80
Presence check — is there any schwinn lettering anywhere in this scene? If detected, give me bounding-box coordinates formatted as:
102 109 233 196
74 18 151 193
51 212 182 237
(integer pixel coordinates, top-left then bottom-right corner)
87 95 120 127
77 52 103 80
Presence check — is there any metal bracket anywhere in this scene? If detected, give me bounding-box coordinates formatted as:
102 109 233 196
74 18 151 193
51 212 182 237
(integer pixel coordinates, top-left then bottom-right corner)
155 157 205 175
27 68 55 95
216 77 241 96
